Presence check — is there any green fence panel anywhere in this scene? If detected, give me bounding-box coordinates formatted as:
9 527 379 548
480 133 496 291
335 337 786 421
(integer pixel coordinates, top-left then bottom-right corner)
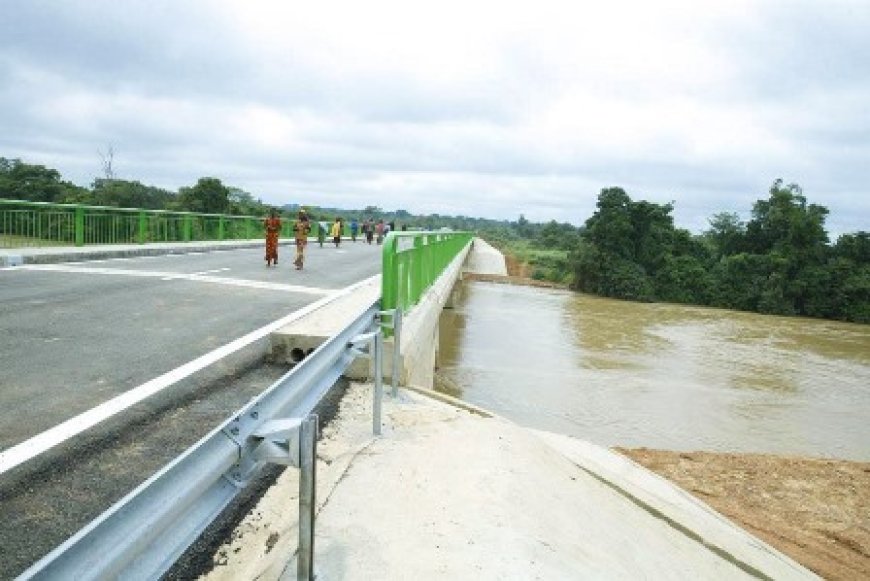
0 199 276 249
380 231 473 336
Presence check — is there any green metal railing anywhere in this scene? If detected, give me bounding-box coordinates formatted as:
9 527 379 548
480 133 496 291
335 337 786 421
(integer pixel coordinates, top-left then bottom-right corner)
0 199 286 248
380 230 473 334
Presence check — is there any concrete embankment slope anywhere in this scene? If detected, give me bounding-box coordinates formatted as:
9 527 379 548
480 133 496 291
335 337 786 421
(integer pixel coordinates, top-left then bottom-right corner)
463 237 508 275
204 384 815 580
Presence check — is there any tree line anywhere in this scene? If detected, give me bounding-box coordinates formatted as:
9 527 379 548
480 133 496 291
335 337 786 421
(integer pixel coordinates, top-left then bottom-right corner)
571 181 869 323
0 157 269 216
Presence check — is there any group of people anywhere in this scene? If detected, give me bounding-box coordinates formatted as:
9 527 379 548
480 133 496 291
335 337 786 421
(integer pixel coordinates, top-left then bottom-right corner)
263 208 310 269
264 209 401 269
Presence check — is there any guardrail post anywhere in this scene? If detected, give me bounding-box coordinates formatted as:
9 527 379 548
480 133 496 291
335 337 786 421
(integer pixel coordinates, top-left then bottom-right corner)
74 206 84 246
349 327 385 435
298 414 318 581
377 308 402 397
373 329 383 435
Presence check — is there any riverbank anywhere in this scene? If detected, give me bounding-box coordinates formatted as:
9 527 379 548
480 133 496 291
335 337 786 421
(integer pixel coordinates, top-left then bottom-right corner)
619 448 870 581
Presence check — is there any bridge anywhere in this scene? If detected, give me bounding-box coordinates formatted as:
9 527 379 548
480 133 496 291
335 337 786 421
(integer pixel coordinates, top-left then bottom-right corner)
1 200 816 579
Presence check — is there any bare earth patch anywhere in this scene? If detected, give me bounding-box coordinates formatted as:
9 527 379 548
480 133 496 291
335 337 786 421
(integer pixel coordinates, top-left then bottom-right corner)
463 272 566 289
617 448 870 581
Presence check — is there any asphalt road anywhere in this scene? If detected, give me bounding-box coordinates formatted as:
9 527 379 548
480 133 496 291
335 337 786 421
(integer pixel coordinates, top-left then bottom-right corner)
0 240 381 578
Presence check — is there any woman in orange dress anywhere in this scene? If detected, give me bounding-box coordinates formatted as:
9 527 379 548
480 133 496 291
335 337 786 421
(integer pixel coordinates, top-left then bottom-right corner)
264 208 281 266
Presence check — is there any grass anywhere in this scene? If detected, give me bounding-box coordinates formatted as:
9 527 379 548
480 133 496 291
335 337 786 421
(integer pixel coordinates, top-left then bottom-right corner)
485 238 572 284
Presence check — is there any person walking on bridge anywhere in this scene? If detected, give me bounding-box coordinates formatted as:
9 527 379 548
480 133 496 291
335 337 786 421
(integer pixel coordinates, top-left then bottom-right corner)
317 221 327 247
293 209 311 270
263 208 281 267
330 217 343 248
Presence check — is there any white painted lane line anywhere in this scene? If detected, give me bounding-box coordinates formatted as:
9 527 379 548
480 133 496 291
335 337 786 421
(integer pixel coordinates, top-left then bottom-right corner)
0 275 381 475
191 268 230 276
19 264 332 295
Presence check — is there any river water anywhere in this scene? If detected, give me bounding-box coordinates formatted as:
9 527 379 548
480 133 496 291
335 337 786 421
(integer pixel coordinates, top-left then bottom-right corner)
437 282 870 461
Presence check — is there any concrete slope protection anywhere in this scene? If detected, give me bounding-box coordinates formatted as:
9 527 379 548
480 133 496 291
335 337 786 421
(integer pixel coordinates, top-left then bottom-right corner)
202 383 817 580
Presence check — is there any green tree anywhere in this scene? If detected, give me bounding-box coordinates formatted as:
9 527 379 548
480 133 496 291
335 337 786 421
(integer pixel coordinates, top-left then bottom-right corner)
0 157 86 202
537 220 578 250
228 187 268 216
705 212 745 259
711 252 787 313
584 187 634 259
745 180 829 259
91 178 175 209
654 254 713 304
741 180 831 314
572 187 682 301
176 177 230 214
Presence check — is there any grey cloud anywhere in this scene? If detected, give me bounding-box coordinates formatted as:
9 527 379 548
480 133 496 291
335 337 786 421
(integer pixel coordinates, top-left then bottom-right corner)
1 1 866 237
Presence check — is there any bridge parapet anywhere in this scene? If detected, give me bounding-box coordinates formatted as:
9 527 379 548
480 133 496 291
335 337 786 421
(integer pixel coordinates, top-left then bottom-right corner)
272 232 492 390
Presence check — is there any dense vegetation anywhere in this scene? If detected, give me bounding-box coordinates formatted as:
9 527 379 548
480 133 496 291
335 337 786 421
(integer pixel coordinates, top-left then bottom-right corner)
0 157 269 216
571 182 869 323
2 157 866 322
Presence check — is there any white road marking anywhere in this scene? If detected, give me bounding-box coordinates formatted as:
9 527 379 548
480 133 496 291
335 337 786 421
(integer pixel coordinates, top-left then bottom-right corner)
0 274 381 475
192 267 231 276
18 264 332 295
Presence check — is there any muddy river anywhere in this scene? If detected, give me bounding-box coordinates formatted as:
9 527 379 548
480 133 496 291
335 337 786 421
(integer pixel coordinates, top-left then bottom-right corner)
437 282 870 461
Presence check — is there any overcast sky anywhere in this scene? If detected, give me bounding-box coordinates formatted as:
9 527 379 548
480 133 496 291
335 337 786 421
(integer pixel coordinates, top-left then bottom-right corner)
1 1 868 235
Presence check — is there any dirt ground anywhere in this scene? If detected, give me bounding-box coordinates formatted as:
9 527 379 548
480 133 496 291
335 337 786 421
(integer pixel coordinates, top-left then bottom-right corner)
463 271 566 289
503 252 532 278
617 448 870 580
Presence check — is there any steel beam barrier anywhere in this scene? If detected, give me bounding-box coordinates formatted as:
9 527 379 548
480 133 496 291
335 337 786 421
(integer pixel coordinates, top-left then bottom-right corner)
20 299 380 580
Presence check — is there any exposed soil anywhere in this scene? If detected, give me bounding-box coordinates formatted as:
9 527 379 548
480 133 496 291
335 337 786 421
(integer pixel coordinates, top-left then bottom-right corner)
470 251 567 288
463 271 566 289
503 252 531 277
617 448 870 581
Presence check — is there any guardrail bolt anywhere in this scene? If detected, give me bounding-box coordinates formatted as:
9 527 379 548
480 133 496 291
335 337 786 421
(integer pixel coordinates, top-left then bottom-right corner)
230 427 240 436
251 411 259 419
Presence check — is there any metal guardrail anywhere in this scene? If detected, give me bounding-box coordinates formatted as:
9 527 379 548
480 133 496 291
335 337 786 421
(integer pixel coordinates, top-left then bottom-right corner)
19 300 386 580
380 230 473 336
0 199 278 248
